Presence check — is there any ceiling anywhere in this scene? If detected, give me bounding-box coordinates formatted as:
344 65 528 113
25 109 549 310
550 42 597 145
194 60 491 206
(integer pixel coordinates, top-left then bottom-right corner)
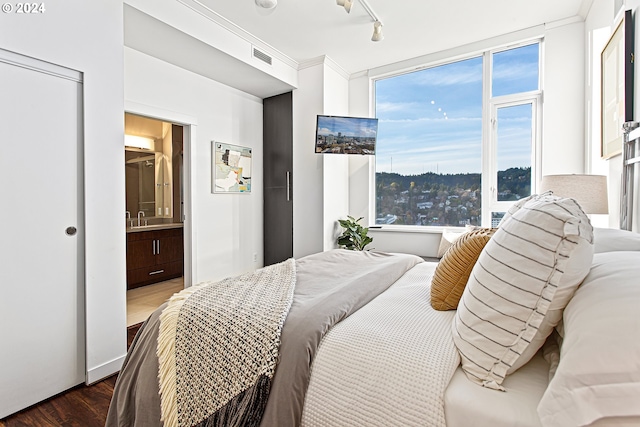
124 0 592 98
198 0 590 75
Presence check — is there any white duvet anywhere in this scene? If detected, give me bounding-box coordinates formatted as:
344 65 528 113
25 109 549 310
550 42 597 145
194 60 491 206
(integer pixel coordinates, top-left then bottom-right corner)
301 262 459 427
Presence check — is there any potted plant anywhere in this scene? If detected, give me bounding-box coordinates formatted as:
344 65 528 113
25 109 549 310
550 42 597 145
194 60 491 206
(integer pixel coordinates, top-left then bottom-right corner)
337 216 373 251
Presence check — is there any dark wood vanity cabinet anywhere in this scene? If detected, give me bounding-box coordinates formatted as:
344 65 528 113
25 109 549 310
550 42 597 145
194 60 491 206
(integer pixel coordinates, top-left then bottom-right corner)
126 227 183 289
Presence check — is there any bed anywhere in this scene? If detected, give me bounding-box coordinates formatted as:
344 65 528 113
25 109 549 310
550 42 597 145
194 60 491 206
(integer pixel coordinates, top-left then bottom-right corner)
106 194 640 427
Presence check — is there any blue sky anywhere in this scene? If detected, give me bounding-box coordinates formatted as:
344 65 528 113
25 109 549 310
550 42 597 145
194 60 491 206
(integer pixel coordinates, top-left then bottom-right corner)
317 116 378 138
375 43 539 175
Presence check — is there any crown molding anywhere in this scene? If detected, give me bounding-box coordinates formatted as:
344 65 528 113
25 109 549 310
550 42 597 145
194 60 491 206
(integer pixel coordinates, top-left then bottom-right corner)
349 70 369 80
298 55 350 80
544 15 584 31
578 0 594 19
176 0 299 69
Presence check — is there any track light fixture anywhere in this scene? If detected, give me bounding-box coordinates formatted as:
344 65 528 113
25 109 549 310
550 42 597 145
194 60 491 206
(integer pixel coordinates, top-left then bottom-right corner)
338 0 384 42
255 0 277 10
371 20 383 42
336 0 353 13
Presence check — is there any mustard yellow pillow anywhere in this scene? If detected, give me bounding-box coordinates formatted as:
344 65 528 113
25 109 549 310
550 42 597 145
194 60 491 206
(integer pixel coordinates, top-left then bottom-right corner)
430 228 496 311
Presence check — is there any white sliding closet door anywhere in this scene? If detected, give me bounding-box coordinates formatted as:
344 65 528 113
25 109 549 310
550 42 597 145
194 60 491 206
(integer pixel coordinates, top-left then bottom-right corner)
0 50 85 418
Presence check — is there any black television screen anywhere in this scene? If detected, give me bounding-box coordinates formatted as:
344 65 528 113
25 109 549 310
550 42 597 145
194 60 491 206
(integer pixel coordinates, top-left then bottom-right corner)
315 115 378 155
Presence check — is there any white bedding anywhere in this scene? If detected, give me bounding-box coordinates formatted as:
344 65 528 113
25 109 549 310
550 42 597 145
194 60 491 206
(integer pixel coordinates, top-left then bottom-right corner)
301 262 460 427
300 255 637 427
445 351 549 427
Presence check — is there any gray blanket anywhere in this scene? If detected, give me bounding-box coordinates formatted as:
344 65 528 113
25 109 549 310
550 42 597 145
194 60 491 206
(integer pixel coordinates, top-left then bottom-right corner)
106 249 422 427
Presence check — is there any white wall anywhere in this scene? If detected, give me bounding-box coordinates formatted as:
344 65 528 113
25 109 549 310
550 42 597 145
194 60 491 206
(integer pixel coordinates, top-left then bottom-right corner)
322 62 350 251
542 20 586 175
293 63 325 258
323 155 350 250
585 0 639 229
347 20 587 257
0 1 127 382
292 58 350 257
125 48 264 282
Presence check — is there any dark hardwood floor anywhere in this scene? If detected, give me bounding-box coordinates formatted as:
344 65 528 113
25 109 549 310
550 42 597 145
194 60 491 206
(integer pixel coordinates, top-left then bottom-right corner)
0 324 141 427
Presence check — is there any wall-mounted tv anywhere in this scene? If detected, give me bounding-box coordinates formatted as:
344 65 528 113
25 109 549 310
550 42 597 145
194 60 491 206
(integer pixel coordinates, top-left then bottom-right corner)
315 115 378 155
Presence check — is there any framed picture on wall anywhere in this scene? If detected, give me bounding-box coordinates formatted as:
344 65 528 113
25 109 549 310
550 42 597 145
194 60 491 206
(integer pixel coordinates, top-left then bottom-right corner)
601 9 633 159
212 141 252 193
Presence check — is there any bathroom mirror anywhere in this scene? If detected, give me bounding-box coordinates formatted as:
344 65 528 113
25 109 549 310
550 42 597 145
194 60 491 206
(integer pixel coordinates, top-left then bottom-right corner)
125 149 166 220
124 113 177 223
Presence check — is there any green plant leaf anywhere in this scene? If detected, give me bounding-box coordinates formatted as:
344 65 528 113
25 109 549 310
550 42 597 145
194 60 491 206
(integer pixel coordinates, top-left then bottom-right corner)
336 215 373 251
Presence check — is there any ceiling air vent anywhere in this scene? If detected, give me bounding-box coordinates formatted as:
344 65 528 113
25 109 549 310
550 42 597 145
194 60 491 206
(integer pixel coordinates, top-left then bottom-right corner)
253 47 272 65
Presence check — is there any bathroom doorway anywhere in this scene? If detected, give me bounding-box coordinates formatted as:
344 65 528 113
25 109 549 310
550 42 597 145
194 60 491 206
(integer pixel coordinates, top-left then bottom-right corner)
123 110 193 327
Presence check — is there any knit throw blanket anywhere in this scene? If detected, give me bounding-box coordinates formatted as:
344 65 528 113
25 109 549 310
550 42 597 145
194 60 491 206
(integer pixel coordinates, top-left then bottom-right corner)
157 259 297 427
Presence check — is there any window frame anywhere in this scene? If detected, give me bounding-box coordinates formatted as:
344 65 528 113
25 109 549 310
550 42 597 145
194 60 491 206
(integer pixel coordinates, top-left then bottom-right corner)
484 93 542 226
371 39 543 229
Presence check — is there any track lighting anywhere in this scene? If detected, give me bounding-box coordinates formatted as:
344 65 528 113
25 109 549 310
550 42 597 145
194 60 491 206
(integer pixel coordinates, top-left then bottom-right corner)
255 0 277 10
336 0 353 13
338 0 384 42
371 20 383 42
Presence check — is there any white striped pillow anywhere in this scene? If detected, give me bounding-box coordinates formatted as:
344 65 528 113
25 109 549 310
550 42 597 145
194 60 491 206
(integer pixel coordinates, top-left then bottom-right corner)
452 194 593 390
497 191 553 227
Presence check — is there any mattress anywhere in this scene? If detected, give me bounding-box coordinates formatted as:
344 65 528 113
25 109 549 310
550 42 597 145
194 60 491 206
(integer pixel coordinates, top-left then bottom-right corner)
301 261 460 427
444 350 550 427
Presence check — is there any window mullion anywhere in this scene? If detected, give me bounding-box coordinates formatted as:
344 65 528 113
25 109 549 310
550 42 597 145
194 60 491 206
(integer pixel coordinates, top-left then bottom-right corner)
481 51 494 228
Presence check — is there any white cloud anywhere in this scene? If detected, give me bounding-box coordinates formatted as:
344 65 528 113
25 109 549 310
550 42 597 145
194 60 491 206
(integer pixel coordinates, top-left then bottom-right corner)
411 62 483 87
493 63 538 81
377 101 415 114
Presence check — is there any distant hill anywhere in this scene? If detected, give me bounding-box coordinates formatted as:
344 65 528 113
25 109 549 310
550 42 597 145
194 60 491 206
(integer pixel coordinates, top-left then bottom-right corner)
375 167 531 226
376 167 529 194
376 171 481 191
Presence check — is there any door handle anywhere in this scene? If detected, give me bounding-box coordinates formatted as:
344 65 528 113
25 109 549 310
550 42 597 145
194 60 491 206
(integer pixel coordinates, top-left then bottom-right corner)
152 240 156 255
157 239 160 254
286 171 291 202
65 226 77 236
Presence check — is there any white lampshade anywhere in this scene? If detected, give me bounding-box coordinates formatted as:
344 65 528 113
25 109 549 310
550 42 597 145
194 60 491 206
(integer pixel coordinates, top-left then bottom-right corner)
539 174 609 214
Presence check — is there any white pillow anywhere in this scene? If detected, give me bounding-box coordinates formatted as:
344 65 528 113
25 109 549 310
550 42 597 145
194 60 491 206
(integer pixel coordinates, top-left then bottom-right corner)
452 194 593 390
593 227 640 253
498 191 552 227
537 251 640 427
437 225 478 258
437 229 466 258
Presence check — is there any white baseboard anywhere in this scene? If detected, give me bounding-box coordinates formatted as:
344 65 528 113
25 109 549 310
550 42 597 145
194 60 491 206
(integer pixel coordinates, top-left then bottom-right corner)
86 354 126 385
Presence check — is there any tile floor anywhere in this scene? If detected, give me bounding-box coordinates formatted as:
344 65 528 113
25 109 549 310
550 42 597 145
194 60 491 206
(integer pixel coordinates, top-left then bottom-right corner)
126 277 184 327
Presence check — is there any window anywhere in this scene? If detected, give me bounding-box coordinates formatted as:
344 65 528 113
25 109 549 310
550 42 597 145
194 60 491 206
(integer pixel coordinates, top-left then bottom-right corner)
374 42 541 228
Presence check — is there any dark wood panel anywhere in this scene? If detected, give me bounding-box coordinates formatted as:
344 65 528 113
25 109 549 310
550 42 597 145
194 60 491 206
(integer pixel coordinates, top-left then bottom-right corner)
127 228 182 242
263 92 293 189
152 227 183 240
126 260 182 290
263 91 293 266
264 187 293 265
0 377 116 427
126 239 155 270
126 228 184 289
156 234 183 265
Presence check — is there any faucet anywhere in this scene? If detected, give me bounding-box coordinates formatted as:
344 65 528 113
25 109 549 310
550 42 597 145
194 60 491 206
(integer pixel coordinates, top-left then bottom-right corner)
137 211 145 227
126 211 131 227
